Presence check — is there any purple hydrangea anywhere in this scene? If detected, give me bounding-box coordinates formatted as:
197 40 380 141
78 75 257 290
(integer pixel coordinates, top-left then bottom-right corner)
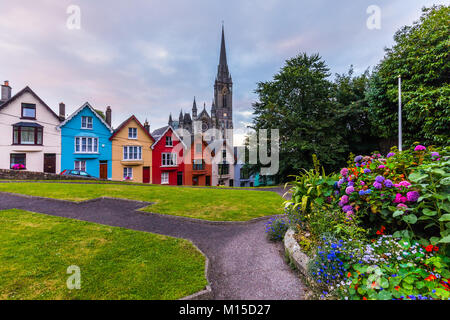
384 179 393 188
360 181 365 186
364 169 371 174
373 181 383 190
346 186 355 195
340 168 349 177
342 205 353 213
348 181 355 187
387 152 395 158
359 190 366 196
415 145 426 151
354 155 363 163
375 176 385 183
339 195 349 207
407 191 420 202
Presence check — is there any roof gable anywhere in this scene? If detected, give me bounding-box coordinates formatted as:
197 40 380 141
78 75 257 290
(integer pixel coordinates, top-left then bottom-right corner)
109 115 155 142
151 126 187 149
0 86 61 122
58 102 113 133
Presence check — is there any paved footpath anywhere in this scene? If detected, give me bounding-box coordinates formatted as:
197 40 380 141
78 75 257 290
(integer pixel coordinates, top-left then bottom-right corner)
0 192 305 300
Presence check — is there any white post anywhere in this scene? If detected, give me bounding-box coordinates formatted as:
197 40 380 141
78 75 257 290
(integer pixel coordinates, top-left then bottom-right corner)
398 75 402 152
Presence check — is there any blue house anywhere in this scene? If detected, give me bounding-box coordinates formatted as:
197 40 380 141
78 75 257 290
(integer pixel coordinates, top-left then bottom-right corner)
59 102 113 179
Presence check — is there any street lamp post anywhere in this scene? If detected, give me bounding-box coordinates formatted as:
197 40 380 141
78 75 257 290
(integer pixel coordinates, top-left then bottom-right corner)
398 75 402 152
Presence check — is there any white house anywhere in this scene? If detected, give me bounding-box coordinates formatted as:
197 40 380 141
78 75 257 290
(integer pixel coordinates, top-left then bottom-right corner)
0 81 63 173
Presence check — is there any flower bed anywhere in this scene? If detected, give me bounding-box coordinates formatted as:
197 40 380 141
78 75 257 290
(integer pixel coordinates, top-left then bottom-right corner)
277 144 450 300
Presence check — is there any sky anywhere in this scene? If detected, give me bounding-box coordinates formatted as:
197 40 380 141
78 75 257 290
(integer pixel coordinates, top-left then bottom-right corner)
0 0 448 145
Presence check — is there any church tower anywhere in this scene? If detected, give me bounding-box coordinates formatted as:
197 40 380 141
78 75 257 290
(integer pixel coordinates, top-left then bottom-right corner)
214 25 233 135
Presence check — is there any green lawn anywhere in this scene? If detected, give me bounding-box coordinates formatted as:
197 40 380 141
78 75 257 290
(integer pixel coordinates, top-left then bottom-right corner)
0 209 207 300
0 182 283 221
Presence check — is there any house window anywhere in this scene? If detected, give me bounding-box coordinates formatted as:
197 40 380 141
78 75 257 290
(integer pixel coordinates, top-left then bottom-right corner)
128 128 137 139
10 153 26 169
81 116 93 129
218 164 230 175
162 153 177 167
222 149 227 160
195 143 202 153
165 136 173 147
74 160 86 171
193 159 204 171
13 125 43 145
75 137 98 153
161 172 169 184
123 167 133 180
21 103 36 119
123 146 142 160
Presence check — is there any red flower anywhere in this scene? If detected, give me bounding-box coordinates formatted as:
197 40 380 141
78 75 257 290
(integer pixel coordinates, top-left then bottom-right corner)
363 297 367 300
347 272 352 278
425 245 434 252
394 286 400 291
425 274 437 282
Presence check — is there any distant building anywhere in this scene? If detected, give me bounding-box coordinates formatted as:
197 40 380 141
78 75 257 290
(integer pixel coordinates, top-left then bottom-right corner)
59 102 113 179
151 126 186 186
234 147 255 187
0 82 62 173
110 115 154 183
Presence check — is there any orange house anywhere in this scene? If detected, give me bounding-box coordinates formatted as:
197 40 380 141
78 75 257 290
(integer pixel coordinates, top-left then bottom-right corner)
183 135 213 186
110 115 154 183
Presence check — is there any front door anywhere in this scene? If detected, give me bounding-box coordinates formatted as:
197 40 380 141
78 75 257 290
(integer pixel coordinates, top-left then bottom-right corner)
177 171 183 186
143 167 150 184
99 161 108 179
43 154 56 173
230 179 234 187
206 176 211 186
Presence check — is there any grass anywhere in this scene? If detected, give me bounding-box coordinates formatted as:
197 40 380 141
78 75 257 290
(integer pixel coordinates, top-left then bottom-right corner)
0 209 207 300
0 182 283 221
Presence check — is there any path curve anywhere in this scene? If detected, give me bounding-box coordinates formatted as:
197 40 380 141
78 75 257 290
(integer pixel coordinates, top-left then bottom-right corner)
0 192 305 300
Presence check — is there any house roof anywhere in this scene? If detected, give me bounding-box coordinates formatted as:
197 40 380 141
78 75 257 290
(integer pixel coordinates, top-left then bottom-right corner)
58 102 113 133
109 115 155 142
0 86 61 122
151 125 187 150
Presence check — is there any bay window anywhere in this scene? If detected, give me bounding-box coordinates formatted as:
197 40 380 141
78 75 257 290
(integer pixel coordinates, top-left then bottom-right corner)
75 137 98 153
161 153 177 166
123 146 142 160
12 123 43 145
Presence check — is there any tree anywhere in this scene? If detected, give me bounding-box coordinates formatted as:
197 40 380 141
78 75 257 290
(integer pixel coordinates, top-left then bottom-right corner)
366 5 450 147
333 66 379 155
251 53 346 179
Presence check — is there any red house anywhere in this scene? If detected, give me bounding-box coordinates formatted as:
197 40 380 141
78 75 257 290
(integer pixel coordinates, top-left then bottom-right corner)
151 126 186 185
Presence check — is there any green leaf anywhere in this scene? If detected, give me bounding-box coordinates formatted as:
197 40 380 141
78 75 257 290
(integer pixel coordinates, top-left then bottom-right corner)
408 172 428 183
438 214 450 222
430 237 440 245
438 235 450 244
379 277 389 288
422 208 437 216
393 210 405 217
403 214 418 224
441 177 450 185
377 290 392 300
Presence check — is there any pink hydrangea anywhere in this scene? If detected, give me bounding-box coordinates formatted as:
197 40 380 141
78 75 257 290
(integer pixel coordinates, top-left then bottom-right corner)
407 191 420 202
397 203 408 210
378 165 386 169
394 193 407 204
414 145 426 151
340 168 349 177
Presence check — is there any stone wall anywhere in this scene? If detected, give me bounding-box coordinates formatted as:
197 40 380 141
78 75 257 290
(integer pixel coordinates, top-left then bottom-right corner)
0 169 98 181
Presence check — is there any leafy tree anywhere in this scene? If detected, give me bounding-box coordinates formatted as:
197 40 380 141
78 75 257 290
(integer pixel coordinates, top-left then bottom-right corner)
251 53 346 179
333 66 379 155
366 5 450 147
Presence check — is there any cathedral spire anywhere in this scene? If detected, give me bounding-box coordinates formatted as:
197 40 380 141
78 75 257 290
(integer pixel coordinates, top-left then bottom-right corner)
192 96 197 118
217 24 230 82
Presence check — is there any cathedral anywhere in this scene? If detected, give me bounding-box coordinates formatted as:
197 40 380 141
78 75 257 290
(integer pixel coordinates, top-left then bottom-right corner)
168 25 233 138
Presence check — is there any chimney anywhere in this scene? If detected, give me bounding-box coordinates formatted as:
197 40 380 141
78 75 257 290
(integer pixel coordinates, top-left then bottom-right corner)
144 119 150 133
1 80 12 103
59 102 66 121
106 106 112 127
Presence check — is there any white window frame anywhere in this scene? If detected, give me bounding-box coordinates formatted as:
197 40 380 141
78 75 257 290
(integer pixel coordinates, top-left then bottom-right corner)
74 160 86 172
123 146 142 161
128 128 137 139
81 116 93 129
161 153 177 167
75 137 98 154
161 172 169 184
123 167 133 180
165 136 173 147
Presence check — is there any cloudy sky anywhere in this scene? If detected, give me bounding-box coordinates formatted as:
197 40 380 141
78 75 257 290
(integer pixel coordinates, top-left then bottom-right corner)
0 0 447 144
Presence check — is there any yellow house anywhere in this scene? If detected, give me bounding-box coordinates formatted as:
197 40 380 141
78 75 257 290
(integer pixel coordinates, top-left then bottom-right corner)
110 115 154 183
